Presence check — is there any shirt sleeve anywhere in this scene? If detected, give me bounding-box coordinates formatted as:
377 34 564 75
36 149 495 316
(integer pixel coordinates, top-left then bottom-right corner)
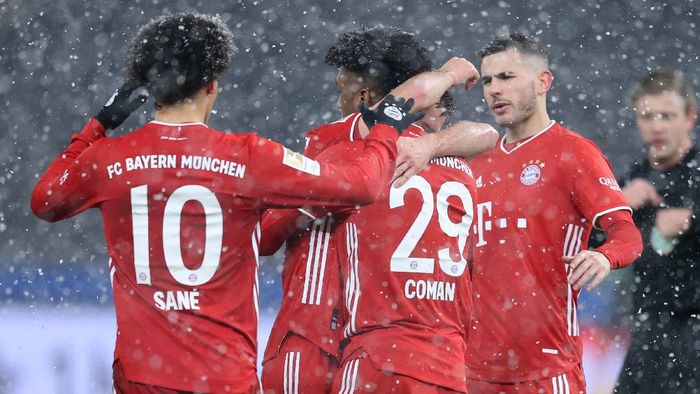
31 118 107 222
247 123 398 209
594 210 643 269
565 137 632 229
258 208 309 256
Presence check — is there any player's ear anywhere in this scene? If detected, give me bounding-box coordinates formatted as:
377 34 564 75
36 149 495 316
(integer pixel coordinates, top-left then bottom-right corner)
360 88 380 107
206 80 218 95
537 70 554 95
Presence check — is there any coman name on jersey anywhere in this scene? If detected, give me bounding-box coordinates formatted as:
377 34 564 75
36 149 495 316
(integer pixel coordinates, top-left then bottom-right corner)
404 279 455 301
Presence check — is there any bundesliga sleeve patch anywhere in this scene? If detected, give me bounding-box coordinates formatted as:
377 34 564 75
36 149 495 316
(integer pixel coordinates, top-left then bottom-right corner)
282 147 321 176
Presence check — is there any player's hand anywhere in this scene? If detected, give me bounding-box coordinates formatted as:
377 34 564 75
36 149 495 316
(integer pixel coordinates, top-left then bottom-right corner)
655 208 692 239
359 94 424 134
392 134 435 187
563 251 611 291
94 82 149 130
621 178 662 209
439 57 480 91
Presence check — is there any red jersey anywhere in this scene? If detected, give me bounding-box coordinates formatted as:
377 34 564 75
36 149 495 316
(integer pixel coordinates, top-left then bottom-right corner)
465 121 631 383
337 136 477 392
30 118 399 392
263 113 364 362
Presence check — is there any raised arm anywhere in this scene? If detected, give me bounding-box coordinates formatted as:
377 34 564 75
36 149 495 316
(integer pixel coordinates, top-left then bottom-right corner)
393 121 499 187
250 95 423 209
357 57 480 138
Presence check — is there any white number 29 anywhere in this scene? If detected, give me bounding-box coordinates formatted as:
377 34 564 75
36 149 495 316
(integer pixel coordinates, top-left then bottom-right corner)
389 176 474 277
130 184 223 286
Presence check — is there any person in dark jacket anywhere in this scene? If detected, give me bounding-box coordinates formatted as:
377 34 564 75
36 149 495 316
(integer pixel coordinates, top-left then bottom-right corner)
616 68 700 393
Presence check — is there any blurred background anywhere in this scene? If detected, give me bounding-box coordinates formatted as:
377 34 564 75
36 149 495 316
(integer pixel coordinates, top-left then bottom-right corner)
1 0 698 392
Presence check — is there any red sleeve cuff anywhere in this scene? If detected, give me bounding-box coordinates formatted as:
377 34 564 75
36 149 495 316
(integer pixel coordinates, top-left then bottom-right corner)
594 210 643 269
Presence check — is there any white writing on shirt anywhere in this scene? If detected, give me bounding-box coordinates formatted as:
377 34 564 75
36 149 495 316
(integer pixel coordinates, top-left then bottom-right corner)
153 290 200 311
404 279 455 301
598 176 621 191
106 155 246 179
429 156 473 177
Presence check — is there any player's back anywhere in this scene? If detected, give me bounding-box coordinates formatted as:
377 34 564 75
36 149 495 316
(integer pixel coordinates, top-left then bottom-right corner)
84 121 282 391
263 114 363 363
338 154 477 392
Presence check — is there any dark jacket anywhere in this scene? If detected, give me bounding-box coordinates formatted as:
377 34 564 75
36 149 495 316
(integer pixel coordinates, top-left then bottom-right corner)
622 147 700 316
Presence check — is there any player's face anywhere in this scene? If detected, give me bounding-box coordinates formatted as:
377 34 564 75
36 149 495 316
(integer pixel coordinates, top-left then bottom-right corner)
634 92 696 166
336 68 367 117
417 104 448 133
481 49 539 128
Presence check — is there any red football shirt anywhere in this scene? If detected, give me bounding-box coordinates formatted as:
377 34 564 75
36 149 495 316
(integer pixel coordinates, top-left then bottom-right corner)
465 121 631 383
31 118 399 392
337 139 477 391
262 113 364 362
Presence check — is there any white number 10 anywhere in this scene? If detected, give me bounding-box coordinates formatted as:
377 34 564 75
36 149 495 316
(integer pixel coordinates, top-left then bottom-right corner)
130 184 223 286
389 176 474 277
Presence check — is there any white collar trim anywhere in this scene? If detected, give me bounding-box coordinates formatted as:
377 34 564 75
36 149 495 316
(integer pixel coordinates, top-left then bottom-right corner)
499 120 556 155
149 120 207 127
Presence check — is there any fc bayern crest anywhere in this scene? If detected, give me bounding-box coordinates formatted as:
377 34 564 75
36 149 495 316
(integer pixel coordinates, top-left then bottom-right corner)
520 160 545 185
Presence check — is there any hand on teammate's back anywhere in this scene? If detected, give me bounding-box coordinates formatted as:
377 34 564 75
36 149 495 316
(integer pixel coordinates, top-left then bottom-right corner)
439 57 480 91
359 94 424 134
95 82 149 130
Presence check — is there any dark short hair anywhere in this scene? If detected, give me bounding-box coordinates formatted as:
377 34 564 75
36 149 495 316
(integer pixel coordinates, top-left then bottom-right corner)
478 33 548 67
325 25 433 97
629 69 697 114
126 13 236 107
438 91 457 121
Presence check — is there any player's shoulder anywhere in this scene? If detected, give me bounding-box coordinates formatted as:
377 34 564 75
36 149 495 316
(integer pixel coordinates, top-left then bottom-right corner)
310 113 361 139
551 122 601 150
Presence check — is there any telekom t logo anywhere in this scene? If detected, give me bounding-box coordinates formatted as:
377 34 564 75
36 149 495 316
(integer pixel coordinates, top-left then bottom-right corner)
475 201 492 247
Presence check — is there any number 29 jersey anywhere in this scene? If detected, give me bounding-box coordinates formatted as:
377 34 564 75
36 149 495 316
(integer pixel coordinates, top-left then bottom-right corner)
337 147 477 392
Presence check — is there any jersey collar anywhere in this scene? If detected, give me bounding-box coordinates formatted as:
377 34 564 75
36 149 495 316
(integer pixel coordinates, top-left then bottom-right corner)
149 120 208 127
499 120 556 155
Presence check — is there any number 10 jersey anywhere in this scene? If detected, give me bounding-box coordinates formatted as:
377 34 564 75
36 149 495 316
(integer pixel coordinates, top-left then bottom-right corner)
30 118 399 392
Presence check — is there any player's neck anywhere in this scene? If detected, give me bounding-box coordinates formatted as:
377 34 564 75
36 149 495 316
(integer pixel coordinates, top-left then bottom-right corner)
504 110 551 143
155 101 209 124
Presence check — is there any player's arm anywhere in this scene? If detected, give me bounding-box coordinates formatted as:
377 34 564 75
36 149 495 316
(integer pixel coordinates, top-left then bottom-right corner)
258 209 312 256
563 138 642 290
565 210 642 290
250 95 422 208
31 119 106 221
390 57 480 112
393 121 499 186
31 83 147 222
357 57 480 137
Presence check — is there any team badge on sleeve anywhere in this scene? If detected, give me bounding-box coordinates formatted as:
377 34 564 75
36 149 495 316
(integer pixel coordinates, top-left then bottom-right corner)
520 160 545 186
282 147 321 176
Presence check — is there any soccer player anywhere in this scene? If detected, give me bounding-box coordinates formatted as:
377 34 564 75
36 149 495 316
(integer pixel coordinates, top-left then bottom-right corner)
30 14 422 394
463 33 643 393
259 26 496 394
329 85 480 393
615 69 700 393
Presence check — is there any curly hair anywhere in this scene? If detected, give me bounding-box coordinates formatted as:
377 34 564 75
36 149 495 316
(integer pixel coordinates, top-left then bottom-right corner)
478 32 548 67
126 13 237 107
325 25 433 97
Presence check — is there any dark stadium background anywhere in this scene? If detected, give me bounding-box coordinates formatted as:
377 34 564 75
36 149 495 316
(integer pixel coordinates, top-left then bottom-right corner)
0 0 698 392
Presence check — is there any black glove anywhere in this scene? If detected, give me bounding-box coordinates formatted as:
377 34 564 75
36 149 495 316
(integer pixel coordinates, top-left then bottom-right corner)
359 94 425 134
94 82 148 130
